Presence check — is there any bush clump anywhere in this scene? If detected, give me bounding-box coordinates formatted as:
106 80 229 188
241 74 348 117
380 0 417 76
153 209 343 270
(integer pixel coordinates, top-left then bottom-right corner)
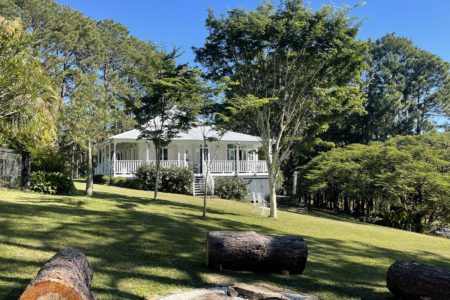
110 176 127 187
93 174 111 185
215 177 248 200
30 171 75 195
134 164 194 194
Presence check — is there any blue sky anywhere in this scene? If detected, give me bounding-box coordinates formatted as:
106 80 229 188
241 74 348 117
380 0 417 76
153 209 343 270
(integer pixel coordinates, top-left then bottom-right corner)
56 0 450 66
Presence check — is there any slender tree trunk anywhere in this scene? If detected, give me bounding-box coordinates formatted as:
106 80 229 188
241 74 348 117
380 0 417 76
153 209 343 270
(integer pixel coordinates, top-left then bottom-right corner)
75 145 80 179
21 150 31 189
266 145 278 218
79 150 83 177
202 143 208 217
269 172 278 218
85 140 93 197
154 146 161 200
203 172 208 217
70 145 75 179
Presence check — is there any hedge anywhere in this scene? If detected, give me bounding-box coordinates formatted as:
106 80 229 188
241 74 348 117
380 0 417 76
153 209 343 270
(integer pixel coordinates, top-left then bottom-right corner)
214 177 248 200
94 164 195 195
135 164 194 194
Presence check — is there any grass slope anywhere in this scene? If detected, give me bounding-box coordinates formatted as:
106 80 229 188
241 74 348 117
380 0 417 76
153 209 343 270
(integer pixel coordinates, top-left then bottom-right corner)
0 183 449 299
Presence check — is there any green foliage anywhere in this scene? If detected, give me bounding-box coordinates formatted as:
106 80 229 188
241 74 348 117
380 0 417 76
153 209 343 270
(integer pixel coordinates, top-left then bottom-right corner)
302 133 450 232
31 147 67 173
30 171 75 195
195 0 367 217
132 53 202 149
122 179 144 190
364 34 450 136
110 177 127 187
0 0 165 188
93 175 110 185
0 16 59 153
214 177 248 201
324 33 450 145
130 52 202 199
134 164 195 194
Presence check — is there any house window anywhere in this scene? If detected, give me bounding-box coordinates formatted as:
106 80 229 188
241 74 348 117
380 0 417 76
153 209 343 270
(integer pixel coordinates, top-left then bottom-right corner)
227 144 235 160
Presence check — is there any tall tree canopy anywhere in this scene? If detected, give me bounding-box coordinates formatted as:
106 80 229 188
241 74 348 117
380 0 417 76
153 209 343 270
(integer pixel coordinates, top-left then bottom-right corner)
132 53 202 200
0 16 59 187
194 0 367 217
323 34 450 145
0 0 164 192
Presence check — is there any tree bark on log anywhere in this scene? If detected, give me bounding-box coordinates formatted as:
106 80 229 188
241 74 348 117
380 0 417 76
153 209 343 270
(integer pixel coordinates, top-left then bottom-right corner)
20 248 95 300
387 260 450 300
206 231 307 274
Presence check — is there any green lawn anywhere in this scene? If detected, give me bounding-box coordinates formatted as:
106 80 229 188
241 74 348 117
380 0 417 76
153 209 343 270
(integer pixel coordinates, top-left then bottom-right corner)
0 183 449 300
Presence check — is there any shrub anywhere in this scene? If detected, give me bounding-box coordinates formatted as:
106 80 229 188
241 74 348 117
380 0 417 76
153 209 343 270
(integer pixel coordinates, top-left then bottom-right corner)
215 177 248 200
123 178 143 190
134 164 194 194
102 175 111 185
110 177 127 187
93 175 111 185
30 171 75 195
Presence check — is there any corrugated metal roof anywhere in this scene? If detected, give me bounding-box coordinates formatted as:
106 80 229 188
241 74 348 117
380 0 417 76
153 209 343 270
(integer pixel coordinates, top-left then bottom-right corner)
109 126 261 143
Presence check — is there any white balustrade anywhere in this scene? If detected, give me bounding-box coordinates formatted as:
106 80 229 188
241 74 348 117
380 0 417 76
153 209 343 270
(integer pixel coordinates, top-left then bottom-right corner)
115 160 144 175
210 160 235 173
240 160 268 173
95 159 268 176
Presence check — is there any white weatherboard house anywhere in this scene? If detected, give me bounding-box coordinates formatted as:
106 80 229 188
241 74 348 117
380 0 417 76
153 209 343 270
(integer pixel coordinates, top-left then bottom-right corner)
94 126 269 196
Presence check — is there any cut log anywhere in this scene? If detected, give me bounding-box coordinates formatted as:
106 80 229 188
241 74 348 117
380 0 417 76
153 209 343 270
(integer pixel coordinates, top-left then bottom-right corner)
386 260 450 300
206 231 307 274
20 248 95 300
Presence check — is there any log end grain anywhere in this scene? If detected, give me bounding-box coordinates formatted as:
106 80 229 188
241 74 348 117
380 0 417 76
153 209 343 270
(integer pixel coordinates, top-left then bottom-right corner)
20 248 95 300
20 280 84 300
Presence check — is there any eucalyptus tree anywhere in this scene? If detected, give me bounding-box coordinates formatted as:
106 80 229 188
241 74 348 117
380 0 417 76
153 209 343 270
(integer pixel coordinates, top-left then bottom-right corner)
194 0 367 217
132 53 202 200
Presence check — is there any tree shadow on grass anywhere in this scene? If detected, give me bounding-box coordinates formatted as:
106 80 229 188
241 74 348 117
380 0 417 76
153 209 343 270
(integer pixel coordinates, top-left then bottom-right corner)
0 190 449 299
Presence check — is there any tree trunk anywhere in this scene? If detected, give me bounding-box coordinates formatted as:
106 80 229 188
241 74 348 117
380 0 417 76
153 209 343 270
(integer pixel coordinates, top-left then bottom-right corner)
202 142 209 218
387 260 450 300
206 231 307 274
154 146 161 200
71 145 75 179
202 169 208 218
20 248 95 300
268 173 278 218
21 150 31 189
85 140 93 197
75 145 80 179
